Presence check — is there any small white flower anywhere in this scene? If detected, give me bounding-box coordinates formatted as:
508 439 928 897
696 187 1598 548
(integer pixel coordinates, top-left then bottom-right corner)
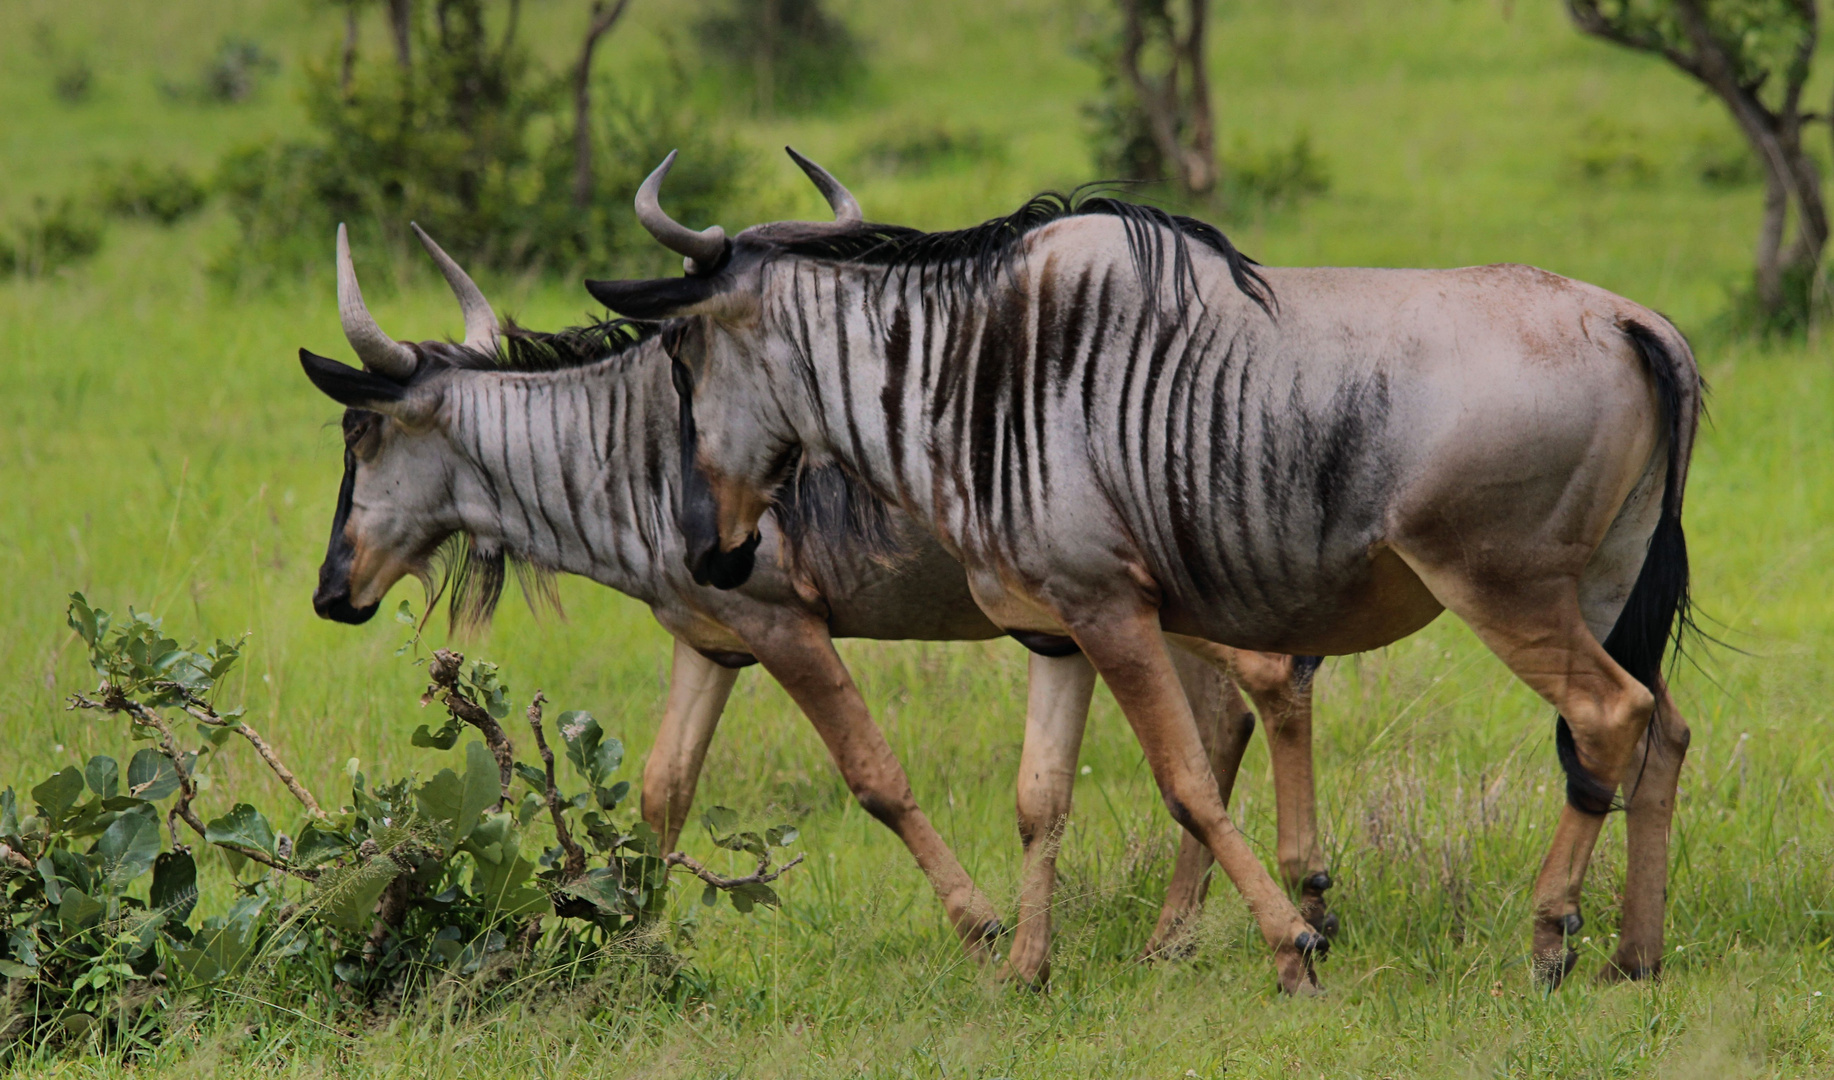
1675 945 1685 952
54 744 64 753
1814 991 1823 998
1080 765 1092 776
1582 936 1592 944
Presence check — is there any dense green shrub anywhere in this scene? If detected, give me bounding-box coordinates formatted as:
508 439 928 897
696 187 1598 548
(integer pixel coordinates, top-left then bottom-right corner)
0 596 799 1058
0 199 104 278
215 1 754 285
92 161 210 226
693 0 868 115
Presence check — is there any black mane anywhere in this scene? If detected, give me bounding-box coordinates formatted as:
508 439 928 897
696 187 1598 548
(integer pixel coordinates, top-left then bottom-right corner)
774 185 1275 316
430 316 664 374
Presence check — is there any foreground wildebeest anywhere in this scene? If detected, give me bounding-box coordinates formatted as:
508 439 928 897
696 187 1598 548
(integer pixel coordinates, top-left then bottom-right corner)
297 225 1335 981
587 150 1701 992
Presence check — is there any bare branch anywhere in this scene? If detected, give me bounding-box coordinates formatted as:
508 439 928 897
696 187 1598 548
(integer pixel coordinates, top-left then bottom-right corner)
427 649 516 805
175 694 326 820
527 690 587 881
664 850 805 890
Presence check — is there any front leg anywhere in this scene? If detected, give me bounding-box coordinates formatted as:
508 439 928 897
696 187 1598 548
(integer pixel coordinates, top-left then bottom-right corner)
1140 645 1256 960
747 615 1003 956
640 638 742 851
1068 603 1324 994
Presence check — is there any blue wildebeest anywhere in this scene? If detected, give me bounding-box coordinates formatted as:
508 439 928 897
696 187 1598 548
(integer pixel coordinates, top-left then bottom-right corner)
298 225 1335 982
586 151 1701 993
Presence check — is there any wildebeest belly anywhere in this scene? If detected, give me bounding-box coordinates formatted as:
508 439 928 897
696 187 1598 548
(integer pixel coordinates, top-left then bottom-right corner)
1157 543 1442 654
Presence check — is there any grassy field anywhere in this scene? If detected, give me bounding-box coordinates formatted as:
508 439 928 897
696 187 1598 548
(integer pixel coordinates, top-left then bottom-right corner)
3 0 1833 1076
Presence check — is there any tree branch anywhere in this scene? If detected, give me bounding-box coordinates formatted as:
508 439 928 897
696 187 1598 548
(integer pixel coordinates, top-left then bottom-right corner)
571 0 635 209
664 850 804 890
427 649 516 804
527 690 587 881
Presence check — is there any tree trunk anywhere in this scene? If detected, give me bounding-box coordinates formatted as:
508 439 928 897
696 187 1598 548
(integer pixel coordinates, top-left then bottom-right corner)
388 0 414 69
1176 0 1216 194
341 3 360 96
1117 0 1216 197
571 0 634 210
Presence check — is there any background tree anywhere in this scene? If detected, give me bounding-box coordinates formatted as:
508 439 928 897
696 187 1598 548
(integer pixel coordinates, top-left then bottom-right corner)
1084 0 1217 197
1568 0 1825 330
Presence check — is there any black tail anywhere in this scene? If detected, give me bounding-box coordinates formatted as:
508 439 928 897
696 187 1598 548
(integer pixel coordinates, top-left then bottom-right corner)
1556 319 1698 815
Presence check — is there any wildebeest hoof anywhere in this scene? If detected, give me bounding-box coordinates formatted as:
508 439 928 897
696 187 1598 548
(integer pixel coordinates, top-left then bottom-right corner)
1561 911 1584 937
1304 871 1333 893
1295 930 1329 958
1601 953 1662 983
1317 911 1341 939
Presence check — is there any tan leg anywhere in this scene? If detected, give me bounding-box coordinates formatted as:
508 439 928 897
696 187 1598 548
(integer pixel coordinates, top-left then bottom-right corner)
640 639 741 851
1067 603 1324 994
1605 677 1689 981
1231 650 1334 931
1168 637 1337 934
1000 651 1098 987
748 616 1002 955
1400 563 1655 987
1140 647 1255 960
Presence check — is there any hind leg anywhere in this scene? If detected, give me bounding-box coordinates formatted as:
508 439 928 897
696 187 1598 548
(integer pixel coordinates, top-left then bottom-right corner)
1397 559 1655 986
1167 638 1337 935
1605 677 1689 980
1140 647 1256 960
1002 650 1098 987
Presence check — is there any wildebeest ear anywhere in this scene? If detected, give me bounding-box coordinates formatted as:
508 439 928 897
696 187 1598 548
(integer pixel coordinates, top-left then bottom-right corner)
585 275 722 320
300 349 408 408
300 348 438 426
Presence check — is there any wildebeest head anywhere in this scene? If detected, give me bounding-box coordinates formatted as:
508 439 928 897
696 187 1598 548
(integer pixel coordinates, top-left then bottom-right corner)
586 148 867 588
302 224 492 624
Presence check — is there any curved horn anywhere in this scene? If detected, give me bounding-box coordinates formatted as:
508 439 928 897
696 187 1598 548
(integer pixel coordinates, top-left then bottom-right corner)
785 146 862 225
635 151 728 272
336 224 418 380
411 222 499 351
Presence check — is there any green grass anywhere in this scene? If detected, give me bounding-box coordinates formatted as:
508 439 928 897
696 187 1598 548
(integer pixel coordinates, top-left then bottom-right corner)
3 0 1833 1076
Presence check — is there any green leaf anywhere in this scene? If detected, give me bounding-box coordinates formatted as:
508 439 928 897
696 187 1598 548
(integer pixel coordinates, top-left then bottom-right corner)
729 888 754 914
292 824 350 868
558 711 612 785
204 803 277 858
514 762 548 792
735 880 780 908
68 593 99 646
149 851 198 923
700 882 720 908
0 960 35 980
414 742 499 850
766 825 799 847
320 860 399 934
84 756 119 800
0 788 17 839
395 600 415 624
126 748 180 800
31 767 84 824
58 887 105 932
701 804 739 835
411 720 461 750
95 807 160 894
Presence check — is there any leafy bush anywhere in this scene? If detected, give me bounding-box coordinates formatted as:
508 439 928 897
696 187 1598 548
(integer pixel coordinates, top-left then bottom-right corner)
1222 133 1332 213
92 161 209 226
0 596 800 1057
694 0 868 114
1567 117 1659 185
0 199 104 278
213 6 754 283
854 123 1005 176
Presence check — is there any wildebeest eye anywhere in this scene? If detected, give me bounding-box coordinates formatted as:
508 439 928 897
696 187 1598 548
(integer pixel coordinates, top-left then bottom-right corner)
341 409 384 452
